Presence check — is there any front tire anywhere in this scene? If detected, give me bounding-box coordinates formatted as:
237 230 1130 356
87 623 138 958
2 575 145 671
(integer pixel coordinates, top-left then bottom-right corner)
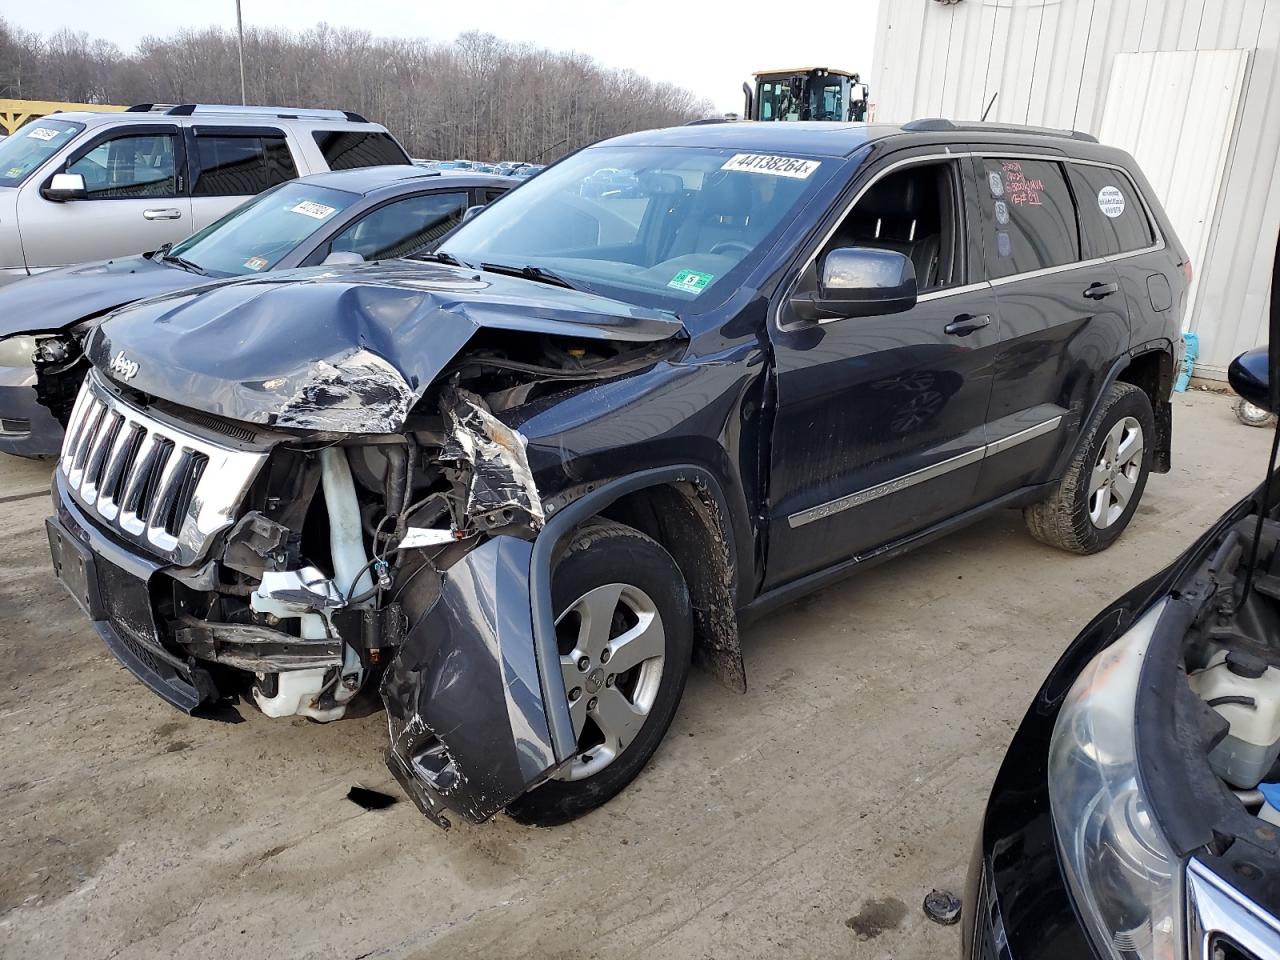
506 519 692 826
1023 382 1155 555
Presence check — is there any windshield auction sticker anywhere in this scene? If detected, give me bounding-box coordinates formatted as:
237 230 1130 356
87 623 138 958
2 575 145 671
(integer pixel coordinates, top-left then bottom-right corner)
1097 185 1125 218
26 126 60 141
244 256 269 271
668 269 714 293
289 200 337 220
721 154 820 179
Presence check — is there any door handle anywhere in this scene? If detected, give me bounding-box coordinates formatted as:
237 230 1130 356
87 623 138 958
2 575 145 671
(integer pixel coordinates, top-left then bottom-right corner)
944 313 992 337
1083 281 1119 300
143 208 182 221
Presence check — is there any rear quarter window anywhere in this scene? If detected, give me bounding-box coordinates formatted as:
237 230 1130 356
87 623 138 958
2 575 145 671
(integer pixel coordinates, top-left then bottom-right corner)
312 131 410 170
979 157 1080 278
1067 163 1156 257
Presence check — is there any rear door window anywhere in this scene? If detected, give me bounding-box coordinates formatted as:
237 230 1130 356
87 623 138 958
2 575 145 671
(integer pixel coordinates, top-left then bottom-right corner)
312 131 411 170
191 133 298 197
67 131 179 199
978 157 1080 278
1067 163 1156 257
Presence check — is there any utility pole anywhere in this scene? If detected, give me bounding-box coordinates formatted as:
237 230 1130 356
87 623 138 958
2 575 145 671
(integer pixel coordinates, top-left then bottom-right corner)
236 0 247 105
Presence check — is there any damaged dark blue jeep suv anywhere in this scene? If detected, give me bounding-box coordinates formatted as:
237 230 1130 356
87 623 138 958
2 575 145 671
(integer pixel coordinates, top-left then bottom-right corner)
46 119 1188 827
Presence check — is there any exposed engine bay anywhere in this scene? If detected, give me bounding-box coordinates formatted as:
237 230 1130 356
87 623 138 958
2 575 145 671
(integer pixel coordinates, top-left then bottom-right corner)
152 329 667 713
1164 499 1280 863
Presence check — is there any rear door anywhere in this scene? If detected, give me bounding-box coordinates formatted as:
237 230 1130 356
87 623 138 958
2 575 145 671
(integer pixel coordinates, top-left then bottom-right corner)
15 123 192 268
971 151 1130 500
764 147 1001 588
185 126 302 231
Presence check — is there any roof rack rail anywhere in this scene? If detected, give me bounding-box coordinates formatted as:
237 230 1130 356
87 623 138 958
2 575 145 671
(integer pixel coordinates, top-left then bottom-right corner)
126 104 368 122
685 117 737 125
902 117 1099 143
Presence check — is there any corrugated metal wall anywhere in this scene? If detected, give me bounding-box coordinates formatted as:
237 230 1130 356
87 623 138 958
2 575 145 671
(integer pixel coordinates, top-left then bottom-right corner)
871 0 1280 377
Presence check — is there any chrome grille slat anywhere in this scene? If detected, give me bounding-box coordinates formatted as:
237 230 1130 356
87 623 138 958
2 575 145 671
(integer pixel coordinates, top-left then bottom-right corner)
57 371 270 566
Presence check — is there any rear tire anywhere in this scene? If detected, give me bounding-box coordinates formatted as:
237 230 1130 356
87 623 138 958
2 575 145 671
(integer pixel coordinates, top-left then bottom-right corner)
1023 382 1155 555
506 519 692 826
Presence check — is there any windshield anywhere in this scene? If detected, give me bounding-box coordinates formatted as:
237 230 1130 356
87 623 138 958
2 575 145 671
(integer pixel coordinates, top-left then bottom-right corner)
168 182 360 276
440 145 829 311
0 119 84 188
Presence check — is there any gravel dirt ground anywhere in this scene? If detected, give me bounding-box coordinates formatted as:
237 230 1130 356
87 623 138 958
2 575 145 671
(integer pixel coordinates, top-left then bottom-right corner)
0 389 1269 960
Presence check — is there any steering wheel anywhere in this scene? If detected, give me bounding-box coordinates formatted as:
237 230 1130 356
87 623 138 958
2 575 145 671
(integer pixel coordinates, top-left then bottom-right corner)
709 241 752 257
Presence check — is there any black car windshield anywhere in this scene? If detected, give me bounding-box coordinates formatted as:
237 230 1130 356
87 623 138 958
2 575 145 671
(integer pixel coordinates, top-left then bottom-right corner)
439 145 831 311
0 119 84 188
168 182 360 276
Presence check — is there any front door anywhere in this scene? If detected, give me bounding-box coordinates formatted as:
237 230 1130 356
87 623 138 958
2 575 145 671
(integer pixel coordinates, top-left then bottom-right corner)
764 151 999 588
16 123 193 269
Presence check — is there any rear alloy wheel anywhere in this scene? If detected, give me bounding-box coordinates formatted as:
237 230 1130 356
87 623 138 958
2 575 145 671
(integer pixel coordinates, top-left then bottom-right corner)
1023 381 1155 554
506 519 692 826
1087 416 1144 529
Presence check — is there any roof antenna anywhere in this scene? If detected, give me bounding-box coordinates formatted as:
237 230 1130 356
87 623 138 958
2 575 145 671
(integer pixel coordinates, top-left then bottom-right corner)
981 93 998 122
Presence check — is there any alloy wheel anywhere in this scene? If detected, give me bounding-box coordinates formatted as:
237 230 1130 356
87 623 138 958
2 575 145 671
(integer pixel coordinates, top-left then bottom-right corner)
1088 416 1144 529
554 583 666 781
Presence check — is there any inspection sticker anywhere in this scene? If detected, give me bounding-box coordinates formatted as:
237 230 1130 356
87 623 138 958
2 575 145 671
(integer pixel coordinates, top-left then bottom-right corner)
721 153 820 179
26 126 60 141
6 167 22 178
1097 185 1125 219
244 256 269 271
668 269 715 293
289 200 337 220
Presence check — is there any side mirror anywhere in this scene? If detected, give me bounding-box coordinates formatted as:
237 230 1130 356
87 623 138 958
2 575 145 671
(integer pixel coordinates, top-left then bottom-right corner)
322 251 365 267
790 247 918 322
42 172 87 202
462 204 486 223
1229 346 1275 413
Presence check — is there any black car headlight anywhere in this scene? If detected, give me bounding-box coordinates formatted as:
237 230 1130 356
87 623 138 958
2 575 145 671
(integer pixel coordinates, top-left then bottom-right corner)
1048 599 1183 959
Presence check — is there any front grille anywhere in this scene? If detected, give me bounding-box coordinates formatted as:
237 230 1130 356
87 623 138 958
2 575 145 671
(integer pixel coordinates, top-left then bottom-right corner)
59 371 269 566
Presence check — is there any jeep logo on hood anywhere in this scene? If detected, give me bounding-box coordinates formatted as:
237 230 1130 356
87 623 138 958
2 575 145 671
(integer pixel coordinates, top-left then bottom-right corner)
107 350 139 381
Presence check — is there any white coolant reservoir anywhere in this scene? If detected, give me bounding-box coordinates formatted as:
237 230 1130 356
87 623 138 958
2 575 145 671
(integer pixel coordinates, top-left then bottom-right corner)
1190 650 1280 788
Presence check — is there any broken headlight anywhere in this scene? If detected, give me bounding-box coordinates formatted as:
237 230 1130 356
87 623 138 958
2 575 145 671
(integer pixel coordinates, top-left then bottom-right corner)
0 334 36 368
1048 599 1184 960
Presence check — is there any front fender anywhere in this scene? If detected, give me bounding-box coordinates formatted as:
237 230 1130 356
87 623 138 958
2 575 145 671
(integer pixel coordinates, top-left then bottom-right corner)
382 465 742 826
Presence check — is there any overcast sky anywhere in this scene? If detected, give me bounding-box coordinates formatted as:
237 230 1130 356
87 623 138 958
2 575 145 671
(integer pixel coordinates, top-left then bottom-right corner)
6 1 880 114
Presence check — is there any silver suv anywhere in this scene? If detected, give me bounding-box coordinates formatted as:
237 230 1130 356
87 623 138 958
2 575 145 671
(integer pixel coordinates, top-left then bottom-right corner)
0 103 410 286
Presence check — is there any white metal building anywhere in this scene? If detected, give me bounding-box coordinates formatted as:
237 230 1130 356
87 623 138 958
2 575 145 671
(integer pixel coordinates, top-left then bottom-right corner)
871 0 1280 379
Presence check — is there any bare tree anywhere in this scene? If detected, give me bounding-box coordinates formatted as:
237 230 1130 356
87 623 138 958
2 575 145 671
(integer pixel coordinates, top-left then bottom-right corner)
0 17 717 160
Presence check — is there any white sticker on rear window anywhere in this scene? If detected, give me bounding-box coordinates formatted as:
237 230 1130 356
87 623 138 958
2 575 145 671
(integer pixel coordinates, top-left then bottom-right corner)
26 126 60 141
720 153 820 179
289 200 337 220
1097 185 1125 219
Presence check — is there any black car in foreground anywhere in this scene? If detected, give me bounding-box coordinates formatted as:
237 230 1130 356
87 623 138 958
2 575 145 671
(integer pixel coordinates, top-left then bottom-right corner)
0 167 512 456
46 119 1188 828
964 327 1280 956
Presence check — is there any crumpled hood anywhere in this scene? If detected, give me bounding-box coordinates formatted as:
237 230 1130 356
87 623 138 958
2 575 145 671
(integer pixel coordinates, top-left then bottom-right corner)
0 255 211 338
87 261 685 433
